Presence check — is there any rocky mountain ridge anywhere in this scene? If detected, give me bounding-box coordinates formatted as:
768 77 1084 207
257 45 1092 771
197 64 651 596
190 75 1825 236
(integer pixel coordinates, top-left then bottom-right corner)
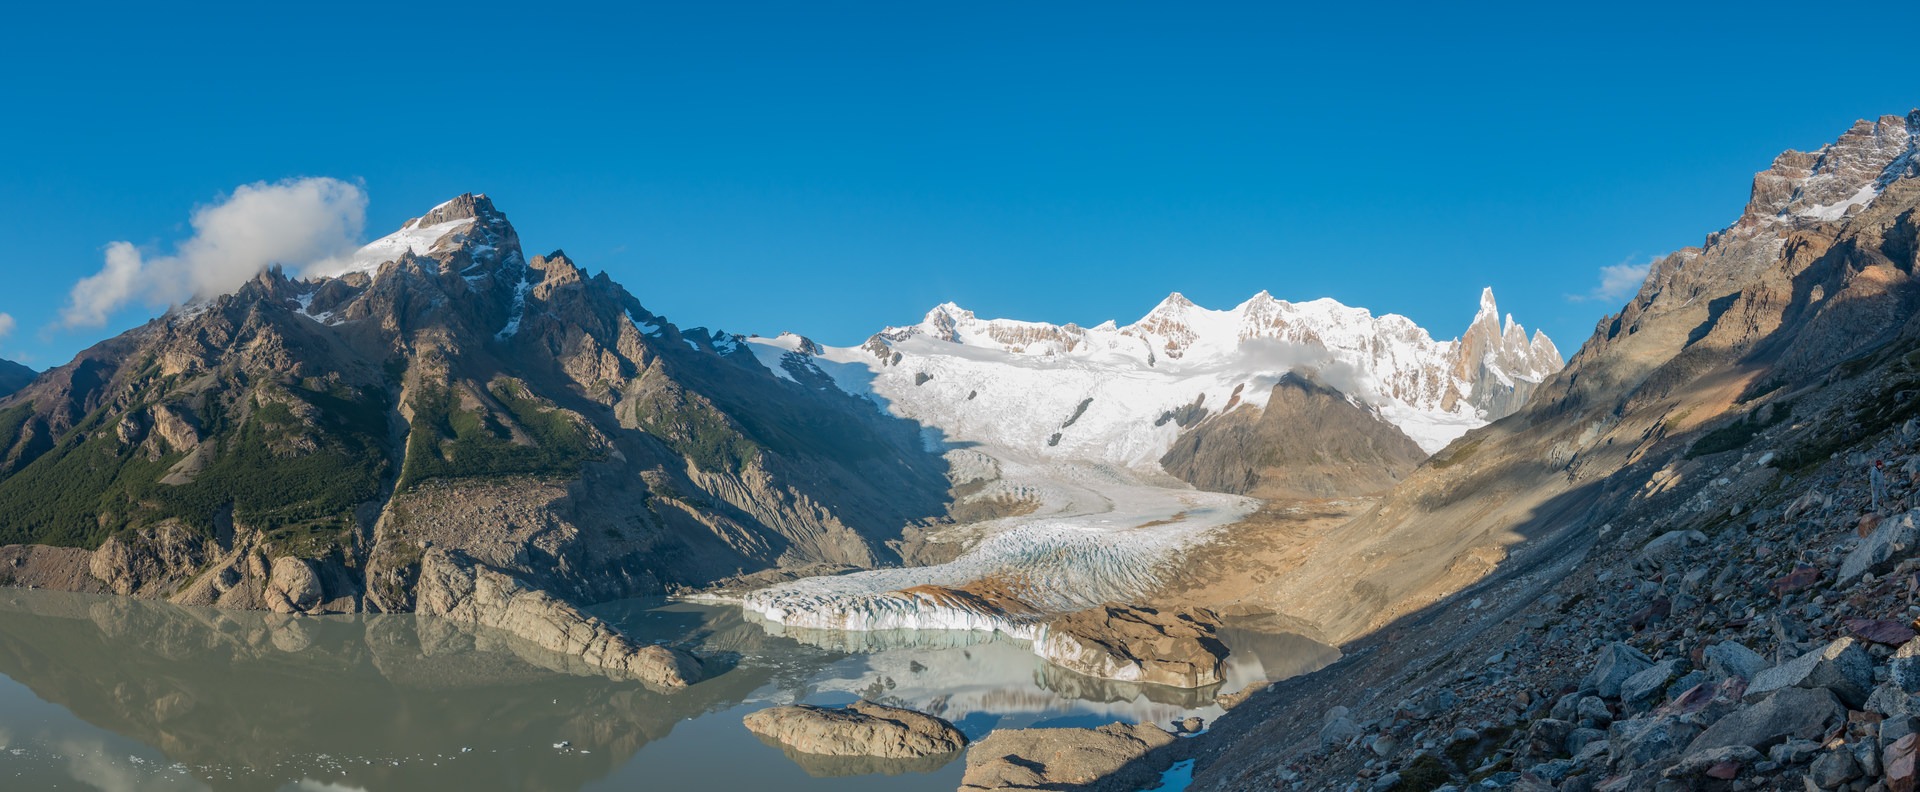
1159 108 1920 792
0 194 952 638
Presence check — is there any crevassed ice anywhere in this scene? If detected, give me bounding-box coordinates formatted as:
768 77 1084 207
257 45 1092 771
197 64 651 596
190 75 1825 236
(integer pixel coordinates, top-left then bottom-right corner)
739 455 1257 636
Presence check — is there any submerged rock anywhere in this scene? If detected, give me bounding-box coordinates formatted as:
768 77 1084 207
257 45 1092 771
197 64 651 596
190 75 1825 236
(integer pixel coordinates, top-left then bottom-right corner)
1032 603 1229 688
742 700 966 759
413 548 705 689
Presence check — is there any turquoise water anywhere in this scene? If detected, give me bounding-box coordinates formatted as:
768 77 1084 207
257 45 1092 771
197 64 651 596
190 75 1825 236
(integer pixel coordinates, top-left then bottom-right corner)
0 590 1335 791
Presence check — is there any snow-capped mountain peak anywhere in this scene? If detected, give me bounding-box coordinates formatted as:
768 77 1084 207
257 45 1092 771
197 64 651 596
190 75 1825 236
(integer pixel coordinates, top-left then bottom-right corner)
1476 285 1499 316
317 193 519 279
1739 110 1920 228
752 288 1563 460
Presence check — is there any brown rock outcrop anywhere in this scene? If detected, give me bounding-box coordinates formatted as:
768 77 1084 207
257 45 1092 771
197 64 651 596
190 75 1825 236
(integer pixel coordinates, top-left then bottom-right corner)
960 721 1179 792
88 523 206 598
741 700 966 759
413 548 705 689
265 556 324 614
1033 604 1229 688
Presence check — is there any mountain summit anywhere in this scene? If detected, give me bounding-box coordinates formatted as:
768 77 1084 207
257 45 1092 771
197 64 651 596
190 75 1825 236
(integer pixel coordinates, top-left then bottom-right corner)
0 194 950 617
1738 110 1919 228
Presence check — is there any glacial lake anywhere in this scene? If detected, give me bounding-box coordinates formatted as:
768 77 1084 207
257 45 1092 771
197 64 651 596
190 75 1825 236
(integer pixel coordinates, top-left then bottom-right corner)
0 589 1337 791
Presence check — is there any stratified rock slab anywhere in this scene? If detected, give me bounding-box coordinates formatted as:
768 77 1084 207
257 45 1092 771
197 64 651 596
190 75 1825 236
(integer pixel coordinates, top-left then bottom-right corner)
742 700 966 759
414 548 705 689
1033 603 1228 688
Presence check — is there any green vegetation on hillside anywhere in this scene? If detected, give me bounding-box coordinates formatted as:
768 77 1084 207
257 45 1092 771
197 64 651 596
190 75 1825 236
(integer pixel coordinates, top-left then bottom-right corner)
627 377 760 475
0 384 392 550
397 380 596 489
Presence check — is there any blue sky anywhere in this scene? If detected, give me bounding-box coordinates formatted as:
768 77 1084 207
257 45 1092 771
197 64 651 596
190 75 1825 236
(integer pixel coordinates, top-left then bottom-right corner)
2 2 1916 368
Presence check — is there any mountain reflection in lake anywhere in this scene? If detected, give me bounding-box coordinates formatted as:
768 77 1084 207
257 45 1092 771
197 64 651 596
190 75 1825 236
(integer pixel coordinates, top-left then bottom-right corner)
0 590 1336 791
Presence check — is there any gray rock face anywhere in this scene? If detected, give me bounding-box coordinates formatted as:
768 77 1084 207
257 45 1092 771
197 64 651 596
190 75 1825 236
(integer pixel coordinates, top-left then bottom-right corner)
1811 747 1864 788
1636 530 1707 569
1032 604 1228 688
1687 686 1846 754
1840 509 1919 581
742 701 966 759
960 721 1177 792
1704 640 1769 682
1584 642 1654 699
1608 715 1701 770
1746 637 1873 708
1521 718 1574 761
1620 658 1684 707
1868 683 1919 717
1576 696 1613 727
1892 638 1920 694
1665 744 1762 781
1550 692 1581 722
1320 707 1361 749
413 549 705 689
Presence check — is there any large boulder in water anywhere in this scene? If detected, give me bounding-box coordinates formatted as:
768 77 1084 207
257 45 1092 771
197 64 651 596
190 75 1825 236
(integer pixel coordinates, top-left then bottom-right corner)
742 700 966 759
413 548 706 689
1033 603 1229 688
960 721 1178 792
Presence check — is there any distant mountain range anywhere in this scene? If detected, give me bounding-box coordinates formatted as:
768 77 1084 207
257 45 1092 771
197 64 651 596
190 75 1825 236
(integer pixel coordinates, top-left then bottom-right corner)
753 284 1559 461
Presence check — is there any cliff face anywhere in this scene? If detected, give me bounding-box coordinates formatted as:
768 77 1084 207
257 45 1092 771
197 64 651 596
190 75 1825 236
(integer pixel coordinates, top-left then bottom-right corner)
0 194 952 613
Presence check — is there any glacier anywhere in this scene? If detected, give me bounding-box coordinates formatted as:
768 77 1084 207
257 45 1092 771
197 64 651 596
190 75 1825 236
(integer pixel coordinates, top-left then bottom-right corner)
732 288 1560 641
740 452 1257 637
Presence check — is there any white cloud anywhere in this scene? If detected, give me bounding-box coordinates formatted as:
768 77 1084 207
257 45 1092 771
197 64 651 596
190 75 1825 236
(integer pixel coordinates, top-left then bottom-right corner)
0 313 14 340
61 177 367 327
1571 258 1652 303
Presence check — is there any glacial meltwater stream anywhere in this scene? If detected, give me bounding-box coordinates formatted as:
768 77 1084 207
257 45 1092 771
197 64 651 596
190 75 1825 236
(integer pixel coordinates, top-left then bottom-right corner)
0 589 1336 791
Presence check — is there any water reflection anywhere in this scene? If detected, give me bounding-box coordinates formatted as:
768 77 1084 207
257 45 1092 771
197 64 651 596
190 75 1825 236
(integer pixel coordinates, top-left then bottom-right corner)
0 591 774 791
0 590 1337 791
